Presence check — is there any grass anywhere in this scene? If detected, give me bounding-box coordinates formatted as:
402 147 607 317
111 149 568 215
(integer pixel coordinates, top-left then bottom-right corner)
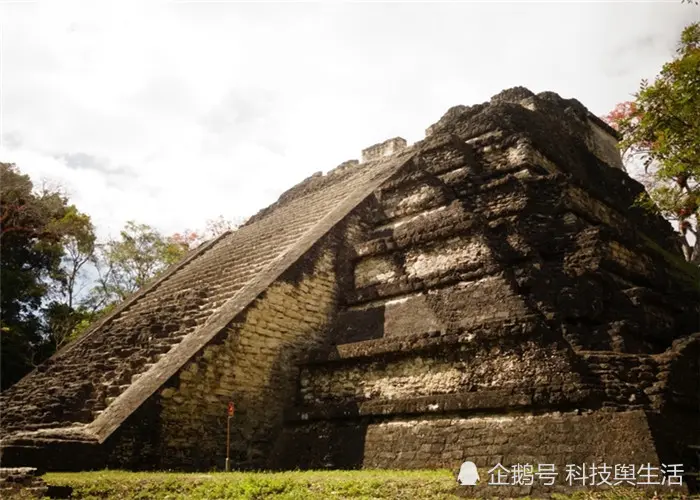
40 470 453 500
33 470 693 500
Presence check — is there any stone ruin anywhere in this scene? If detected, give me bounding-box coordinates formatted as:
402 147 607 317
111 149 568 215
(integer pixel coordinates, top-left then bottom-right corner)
361 137 408 163
0 468 49 498
1 87 698 495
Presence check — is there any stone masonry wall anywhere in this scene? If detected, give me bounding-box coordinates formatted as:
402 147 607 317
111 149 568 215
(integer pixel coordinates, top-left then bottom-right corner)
301 336 582 406
361 137 408 163
275 89 699 485
585 118 625 170
340 124 697 351
153 215 367 471
157 243 335 469
333 276 530 344
274 410 661 495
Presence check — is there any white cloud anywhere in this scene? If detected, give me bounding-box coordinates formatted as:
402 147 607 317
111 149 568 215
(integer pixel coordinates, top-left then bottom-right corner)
0 0 697 239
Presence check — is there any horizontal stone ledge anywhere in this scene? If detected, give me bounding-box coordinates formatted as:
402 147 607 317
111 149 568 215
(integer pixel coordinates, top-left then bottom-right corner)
302 315 545 365
444 162 561 188
371 168 559 229
346 264 498 305
378 151 525 195
0 426 98 447
285 387 596 423
0 467 40 478
351 205 584 266
345 254 557 305
342 274 513 314
438 165 538 193
356 213 477 259
598 250 669 291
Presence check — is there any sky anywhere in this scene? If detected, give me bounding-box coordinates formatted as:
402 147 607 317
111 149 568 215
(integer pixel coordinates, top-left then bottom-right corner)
0 0 698 240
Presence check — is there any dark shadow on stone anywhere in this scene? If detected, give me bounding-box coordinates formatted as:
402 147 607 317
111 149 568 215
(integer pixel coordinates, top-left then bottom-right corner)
103 394 163 470
646 336 700 493
332 308 385 344
0 440 103 472
269 415 368 470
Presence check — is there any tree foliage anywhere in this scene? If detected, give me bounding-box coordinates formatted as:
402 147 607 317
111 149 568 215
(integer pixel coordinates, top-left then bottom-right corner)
605 22 700 263
80 216 237 325
0 163 95 388
43 206 97 350
86 221 191 311
0 163 241 389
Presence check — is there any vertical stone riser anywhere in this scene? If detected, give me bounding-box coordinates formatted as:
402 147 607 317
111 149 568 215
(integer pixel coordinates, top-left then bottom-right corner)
300 343 582 406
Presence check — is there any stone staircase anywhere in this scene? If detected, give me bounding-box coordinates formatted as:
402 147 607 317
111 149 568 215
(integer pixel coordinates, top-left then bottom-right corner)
0 174 352 433
0 468 48 499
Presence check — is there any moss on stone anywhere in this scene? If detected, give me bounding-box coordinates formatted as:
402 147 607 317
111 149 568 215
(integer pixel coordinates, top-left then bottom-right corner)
637 231 700 292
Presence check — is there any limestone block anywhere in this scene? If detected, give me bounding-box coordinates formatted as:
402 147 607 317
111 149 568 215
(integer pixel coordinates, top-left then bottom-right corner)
354 256 400 288
585 118 624 170
404 238 489 280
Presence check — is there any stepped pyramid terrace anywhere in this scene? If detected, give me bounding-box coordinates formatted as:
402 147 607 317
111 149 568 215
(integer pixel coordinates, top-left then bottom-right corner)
1 87 698 495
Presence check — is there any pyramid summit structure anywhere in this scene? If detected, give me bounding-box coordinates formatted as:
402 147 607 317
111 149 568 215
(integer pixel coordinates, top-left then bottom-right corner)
1 87 698 494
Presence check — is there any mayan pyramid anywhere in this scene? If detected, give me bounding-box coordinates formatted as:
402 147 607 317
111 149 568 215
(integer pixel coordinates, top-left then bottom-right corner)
1 87 698 494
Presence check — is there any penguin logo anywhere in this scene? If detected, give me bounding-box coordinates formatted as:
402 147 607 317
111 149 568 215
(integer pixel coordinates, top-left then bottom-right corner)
457 461 480 485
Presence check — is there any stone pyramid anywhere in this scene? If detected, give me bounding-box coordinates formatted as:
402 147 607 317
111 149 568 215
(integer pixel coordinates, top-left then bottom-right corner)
1 87 698 494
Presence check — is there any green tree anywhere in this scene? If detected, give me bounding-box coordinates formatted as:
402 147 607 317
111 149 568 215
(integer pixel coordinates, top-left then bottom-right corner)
55 217 238 346
605 22 700 263
43 206 97 349
1 164 239 387
86 221 191 311
0 163 95 388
